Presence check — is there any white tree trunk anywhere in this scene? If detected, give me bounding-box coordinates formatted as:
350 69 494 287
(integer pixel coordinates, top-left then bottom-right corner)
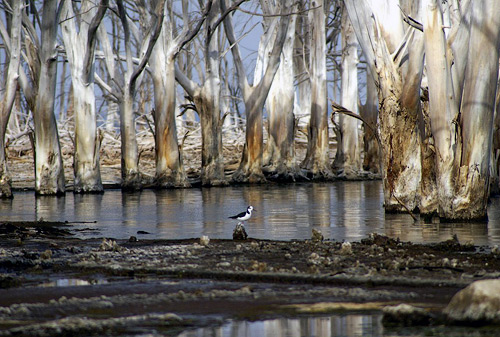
0 0 22 198
222 0 291 183
60 0 106 192
262 3 298 180
150 10 190 187
335 11 362 178
301 0 332 179
34 0 65 195
424 0 500 220
344 0 425 212
174 1 223 186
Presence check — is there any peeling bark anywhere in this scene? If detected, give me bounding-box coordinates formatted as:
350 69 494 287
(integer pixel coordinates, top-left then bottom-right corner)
33 0 65 195
344 0 425 212
301 0 333 180
423 0 500 220
60 0 107 193
262 5 298 181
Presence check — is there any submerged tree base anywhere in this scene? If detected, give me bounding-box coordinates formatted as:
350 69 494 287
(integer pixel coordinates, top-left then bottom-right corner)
155 172 191 189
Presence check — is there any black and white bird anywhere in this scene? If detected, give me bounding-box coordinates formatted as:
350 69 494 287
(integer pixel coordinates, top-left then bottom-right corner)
229 205 255 224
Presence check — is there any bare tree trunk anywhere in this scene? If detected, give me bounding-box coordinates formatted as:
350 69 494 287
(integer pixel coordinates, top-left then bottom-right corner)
333 11 362 178
33 0 65 195
359 67 380 174
60 0 107 193
222 0 291 183
301 0 333 179
424 0 499 220
448 1 500 219
263 5 298 181
151 56 189 187
173 1 222 186
344 0 424 212
119 86 141 188
0 0 22 198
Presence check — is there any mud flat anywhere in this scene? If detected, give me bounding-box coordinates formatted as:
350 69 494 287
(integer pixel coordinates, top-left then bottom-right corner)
0 222 499 336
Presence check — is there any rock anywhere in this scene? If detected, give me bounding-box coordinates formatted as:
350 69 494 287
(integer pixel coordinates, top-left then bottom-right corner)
311 229 323 242
40 249 52 260
129 236 138 242
444 279 500 324
339 242 352 255
200 235 210 246
99 238 122 252
233 223 248 240
382 303 435 327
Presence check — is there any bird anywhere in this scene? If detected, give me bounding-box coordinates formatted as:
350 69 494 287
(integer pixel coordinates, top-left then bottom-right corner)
229 205 255 224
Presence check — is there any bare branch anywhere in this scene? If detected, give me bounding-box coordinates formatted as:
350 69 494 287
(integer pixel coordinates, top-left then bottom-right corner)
208 0 247 42
83 0 109 84
129 0 166 91
330 100 382 148
174 0 213 58
399 5 423 32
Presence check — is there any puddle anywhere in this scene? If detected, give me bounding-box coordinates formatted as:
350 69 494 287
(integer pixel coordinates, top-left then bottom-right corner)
38 278 108 288
178 314 383 337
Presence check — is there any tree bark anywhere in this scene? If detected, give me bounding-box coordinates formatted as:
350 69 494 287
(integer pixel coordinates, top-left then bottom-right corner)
333 10 362 178
174 1 223 186
33 0 65 195
222 0 291 183
301 0 333 179
423 0 499 220
60 0 107 193
449 1 500 219
344 0 425 212
262 4 298 181
0 0 22 198
359 67 380 174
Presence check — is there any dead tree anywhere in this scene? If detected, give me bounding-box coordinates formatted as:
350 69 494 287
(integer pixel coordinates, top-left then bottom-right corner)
0 0 22 198
60 0 108 193
221 0 291 183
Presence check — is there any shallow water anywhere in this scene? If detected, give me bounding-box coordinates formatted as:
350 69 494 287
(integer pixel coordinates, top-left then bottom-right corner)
178 314 383 337
2 181 500 245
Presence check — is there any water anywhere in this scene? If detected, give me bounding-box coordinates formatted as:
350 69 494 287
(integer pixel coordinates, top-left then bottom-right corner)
178 314 383 337
2 181 500 245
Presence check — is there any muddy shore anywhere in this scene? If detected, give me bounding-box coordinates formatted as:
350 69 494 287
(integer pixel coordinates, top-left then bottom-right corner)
0 221 499 336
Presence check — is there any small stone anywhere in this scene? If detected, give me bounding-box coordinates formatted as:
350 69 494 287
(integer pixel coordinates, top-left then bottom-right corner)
311 229 323 242
40 249 52 260
339 242 353 255
129 236 138 242
233 223 248 240
382 303 434 327
200 235 210 246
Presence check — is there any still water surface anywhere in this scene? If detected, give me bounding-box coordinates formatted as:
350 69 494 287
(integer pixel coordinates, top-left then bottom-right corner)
178 314 383 337
2 181 500 245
